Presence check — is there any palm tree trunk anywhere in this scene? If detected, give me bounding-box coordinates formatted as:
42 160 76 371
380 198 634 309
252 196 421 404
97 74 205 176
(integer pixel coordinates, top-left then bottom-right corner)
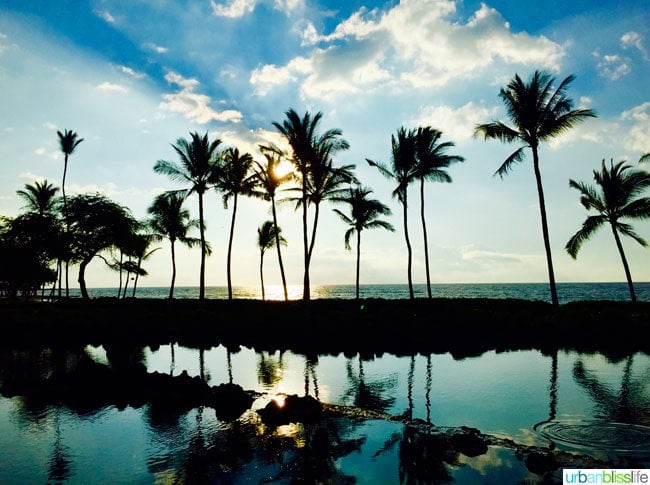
169 240 177 300
307 202 320 264
132 257 142 298
611 225 637 302
402 191 414 299
260 250 266 301
420 178 432 298
302 191 310 301
78 258 91 300
117 251 123 298
355 229 361 300
226 194 238 300
198 191 206 301
122 268 130 299
271 197 288 301
62 156 69 298
532 146 559 307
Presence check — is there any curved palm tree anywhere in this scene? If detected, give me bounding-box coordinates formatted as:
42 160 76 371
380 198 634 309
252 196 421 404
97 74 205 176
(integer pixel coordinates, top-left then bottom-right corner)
474 70 596 307
257 220 287 300
16 180 60 216
566 159 650 303
333 186 395 299
148 192 202 299
367 127 419 299
153 132 223 300
251 146 293 300
214 147 256 300
414 127 464 298
273 108 350 301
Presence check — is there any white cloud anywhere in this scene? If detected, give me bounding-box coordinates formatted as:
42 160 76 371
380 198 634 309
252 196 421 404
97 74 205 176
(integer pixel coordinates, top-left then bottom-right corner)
595 53 631 80
620 102 650 154
621 31 648 59
274 0 304 15
144 43 168 54
160 71 243 124
255 0 564 101
211 0 257 18
413 102 499 142
119 66 145 79
96 10 115 24
250 57 311 95
33 147 59 160
96 82 128 93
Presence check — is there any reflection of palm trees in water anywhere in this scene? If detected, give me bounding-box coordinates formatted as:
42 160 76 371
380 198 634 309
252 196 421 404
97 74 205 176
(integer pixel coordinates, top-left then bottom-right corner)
549 349 558 422
257 351 285 389
573 354 650 424
344 354 396 413
48 406 72 484
304 354 319 400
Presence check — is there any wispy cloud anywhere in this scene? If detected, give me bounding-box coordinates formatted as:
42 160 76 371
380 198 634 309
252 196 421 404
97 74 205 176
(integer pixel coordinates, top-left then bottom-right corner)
144 42 168 54
96 81 128 93
118 65 145 79
594 52 631 80
620 102 650 154
621 31 648 60
95 9 116 24
413 102 499 142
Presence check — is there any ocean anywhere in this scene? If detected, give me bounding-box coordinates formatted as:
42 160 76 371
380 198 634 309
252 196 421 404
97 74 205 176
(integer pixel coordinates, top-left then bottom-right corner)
70 282 650 303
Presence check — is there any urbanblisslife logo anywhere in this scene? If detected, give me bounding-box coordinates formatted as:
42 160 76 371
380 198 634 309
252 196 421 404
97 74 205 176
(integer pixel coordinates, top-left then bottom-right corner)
563 469 650 484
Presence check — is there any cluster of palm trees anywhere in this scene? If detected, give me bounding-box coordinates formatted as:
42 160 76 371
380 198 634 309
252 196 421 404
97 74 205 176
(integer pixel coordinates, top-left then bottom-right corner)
2 69 649 303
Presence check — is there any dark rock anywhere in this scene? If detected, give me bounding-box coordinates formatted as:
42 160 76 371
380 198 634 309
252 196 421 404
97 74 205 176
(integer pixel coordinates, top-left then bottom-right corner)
525 451 558 474
450 429 488 457
258 394 323 426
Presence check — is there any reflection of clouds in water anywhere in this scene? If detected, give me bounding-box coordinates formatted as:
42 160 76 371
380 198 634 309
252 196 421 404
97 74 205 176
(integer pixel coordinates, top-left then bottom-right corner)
456 445 505 474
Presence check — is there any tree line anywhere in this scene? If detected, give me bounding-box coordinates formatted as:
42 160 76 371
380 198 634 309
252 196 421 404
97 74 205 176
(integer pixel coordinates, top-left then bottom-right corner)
1 69 649 304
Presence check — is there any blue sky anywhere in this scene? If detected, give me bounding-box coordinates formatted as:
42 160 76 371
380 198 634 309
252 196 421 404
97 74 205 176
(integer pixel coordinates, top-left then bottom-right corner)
1 0 649 292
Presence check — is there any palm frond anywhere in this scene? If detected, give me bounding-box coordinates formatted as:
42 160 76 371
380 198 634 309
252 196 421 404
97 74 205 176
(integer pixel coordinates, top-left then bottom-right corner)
343 227 355 251
494 146 527 178
616 222 648 247
565 215 606 258
473 121 520 143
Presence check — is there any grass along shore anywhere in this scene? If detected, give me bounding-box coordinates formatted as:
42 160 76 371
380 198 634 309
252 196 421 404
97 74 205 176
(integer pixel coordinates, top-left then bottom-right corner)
2 297 649 357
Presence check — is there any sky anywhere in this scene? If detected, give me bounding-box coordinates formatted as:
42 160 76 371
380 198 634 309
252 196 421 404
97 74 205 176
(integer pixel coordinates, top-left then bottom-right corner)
0 0 649 292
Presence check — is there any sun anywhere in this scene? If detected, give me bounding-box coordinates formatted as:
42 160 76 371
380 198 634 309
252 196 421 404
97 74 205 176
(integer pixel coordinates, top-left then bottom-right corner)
273 159 295 179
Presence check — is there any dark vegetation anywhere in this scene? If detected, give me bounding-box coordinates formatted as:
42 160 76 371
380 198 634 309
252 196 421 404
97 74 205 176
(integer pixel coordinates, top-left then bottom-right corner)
2 298 648 357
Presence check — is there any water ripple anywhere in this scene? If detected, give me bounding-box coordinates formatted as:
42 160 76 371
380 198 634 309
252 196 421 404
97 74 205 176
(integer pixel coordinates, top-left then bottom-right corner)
534 420 650 454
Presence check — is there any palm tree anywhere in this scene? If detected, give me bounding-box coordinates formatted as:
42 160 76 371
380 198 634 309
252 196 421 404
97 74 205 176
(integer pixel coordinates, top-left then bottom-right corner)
148 192 202 299
16 180 60 216
257 220 287 300
333 186 394 299
566 159 650 303
414 127 464 298
251 146 293 300
273 108 350 301
57 129 84 297
214 147 256 300
128 233 160 298
474 70 596 307
153 132 223 300
367 127 419 298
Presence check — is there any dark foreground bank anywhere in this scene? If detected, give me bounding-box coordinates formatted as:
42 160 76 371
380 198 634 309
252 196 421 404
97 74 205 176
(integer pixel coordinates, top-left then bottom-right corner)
2 297 649 356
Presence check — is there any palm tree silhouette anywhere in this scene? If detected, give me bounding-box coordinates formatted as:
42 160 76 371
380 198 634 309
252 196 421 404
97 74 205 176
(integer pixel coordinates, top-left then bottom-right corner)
57 129 84 298
333 185 394 299
214 147 256 300
251 146 293 300
257 220 287 301
367 127 419 299
129 233 160 298
148 192 202 299
16 179 60 216
154 132 223 300
414 127 464 298
566 159 650 302
474 70 596 307
273 109 349 301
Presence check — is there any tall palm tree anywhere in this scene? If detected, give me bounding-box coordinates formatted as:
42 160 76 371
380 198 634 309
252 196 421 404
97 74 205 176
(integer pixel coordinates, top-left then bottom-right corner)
148 192 202 299
153 132 223 300
333 186 394 299
474 70 596 307
214 147 256 300
304 144 357 265
57 129 84 297
128 233 160 298
16 180 60 216
566 159 650 303
273 108 349 301
257 220 287 300
251 146 293 300
414 127 464 298
367 127 419 299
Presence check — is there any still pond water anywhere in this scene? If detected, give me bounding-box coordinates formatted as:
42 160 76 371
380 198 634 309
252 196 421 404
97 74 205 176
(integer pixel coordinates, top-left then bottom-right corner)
1 345 649 484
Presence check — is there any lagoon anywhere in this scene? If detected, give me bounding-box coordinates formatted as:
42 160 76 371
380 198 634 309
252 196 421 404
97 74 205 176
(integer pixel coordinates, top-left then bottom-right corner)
1 343 649 483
